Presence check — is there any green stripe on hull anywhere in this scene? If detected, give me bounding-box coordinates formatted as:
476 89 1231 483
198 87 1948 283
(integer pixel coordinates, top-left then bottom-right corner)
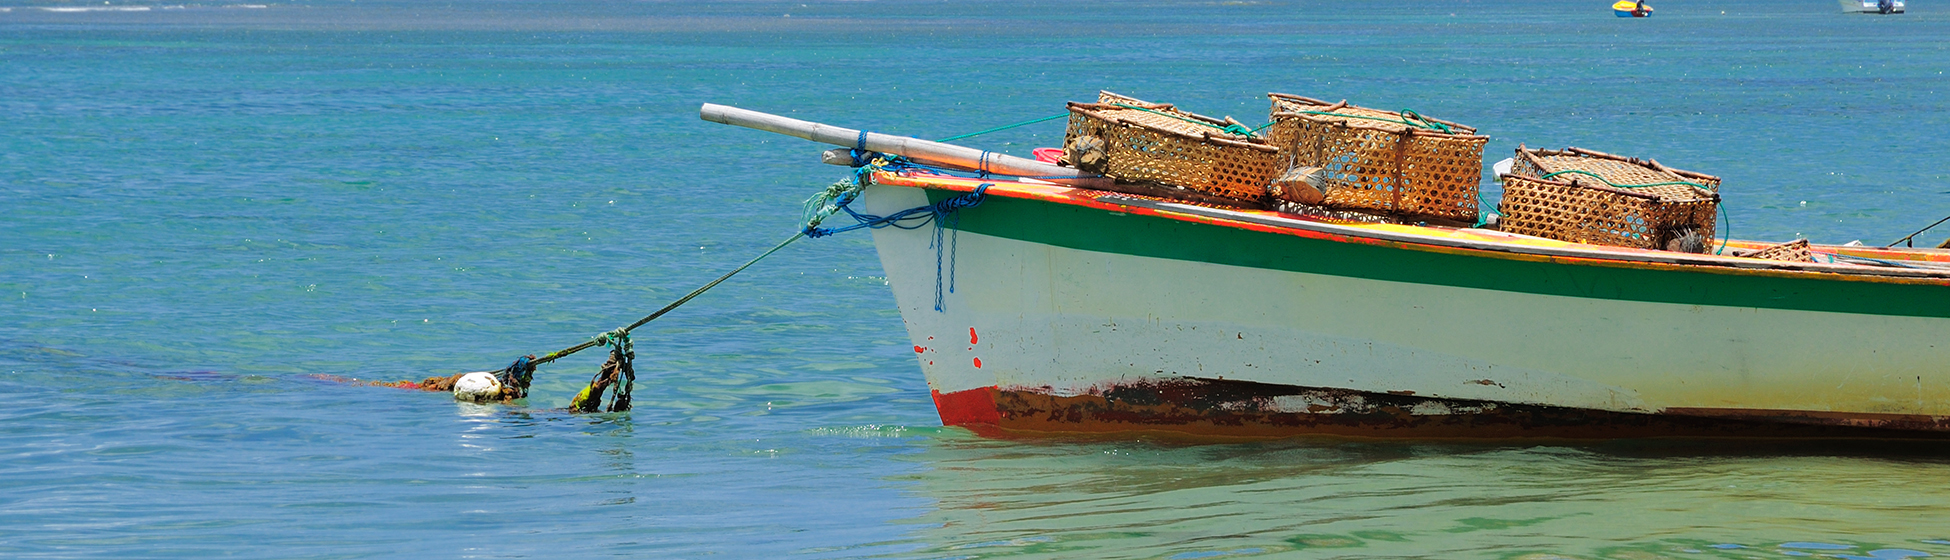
934 191 1950 319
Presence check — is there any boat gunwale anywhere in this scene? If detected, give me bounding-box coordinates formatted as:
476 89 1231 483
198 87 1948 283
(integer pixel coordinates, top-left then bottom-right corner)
870 171 1950 285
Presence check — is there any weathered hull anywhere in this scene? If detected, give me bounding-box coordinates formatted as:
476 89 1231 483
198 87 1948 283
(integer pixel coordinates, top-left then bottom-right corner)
859 175 1950 439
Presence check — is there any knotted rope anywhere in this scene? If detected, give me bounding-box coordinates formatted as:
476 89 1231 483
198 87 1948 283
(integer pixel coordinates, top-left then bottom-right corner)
400 122 1025 409
496 355 537 400
571 328 634 412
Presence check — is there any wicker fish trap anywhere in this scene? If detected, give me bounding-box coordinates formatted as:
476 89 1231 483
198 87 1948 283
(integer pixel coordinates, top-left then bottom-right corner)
1262 93 1489 222
1508 145 1722 191
1498 174 1719 250
1743 239 1816 262
1065 91 1282 202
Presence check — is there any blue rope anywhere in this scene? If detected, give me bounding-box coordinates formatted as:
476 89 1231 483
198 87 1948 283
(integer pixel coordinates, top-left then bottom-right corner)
806 182 991 312
804 183 990 239
494 355 535 399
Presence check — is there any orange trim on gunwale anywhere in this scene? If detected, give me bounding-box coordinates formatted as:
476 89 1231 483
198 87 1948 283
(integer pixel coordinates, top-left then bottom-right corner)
870 171 1950 286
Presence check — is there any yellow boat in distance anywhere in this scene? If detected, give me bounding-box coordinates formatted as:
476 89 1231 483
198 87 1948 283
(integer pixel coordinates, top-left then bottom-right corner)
1613 0 1653 17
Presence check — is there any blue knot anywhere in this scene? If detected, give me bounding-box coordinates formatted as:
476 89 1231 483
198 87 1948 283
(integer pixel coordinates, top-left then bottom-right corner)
496 355 536 398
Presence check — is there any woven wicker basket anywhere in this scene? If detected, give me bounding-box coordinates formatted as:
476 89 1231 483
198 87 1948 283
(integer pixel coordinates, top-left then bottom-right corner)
1065 91 1282 202
1499 173 1719 250
1262 93 1489 222
1743 239 1815 262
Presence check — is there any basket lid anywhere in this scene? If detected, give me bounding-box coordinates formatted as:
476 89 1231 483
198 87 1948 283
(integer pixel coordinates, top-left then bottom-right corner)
1515 145 1721 191
1267 92 1479 136
1076 91 1265 142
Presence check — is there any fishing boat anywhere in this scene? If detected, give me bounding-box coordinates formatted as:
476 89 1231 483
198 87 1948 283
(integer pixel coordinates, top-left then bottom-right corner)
1613 0 1653 17
1841 0 1904 13
702 104 1950 441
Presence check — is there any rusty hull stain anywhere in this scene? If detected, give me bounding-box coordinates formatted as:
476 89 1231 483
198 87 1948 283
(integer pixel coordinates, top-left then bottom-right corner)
980 378 1950 440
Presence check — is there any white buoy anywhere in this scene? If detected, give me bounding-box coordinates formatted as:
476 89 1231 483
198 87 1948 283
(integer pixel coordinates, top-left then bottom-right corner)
1491 157 1514 181
451 371 503 403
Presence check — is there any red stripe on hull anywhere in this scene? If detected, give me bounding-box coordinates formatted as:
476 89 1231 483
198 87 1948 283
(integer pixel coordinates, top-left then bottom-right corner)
931 387 1002 426
931 378 1950 441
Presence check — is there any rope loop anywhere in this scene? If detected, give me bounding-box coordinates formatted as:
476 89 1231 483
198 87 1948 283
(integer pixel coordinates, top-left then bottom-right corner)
853 149 873 167
593 328 632 354
1399 109 1453 134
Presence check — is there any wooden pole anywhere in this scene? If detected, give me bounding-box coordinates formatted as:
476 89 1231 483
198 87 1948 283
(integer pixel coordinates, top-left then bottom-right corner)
700 103 1112 188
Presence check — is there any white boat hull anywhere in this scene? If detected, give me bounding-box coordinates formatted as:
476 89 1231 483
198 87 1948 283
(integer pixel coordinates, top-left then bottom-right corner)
859 180 1950 439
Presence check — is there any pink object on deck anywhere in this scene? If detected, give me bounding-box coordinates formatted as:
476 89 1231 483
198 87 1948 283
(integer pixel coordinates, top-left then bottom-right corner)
1031 147 1064 164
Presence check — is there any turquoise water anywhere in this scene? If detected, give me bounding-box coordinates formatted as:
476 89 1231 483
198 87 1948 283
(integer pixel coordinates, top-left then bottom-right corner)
5 0 1950 557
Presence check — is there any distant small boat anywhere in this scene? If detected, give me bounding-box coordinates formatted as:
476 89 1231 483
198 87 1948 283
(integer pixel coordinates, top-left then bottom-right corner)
1613 0 1653 17
1841 0 1904 13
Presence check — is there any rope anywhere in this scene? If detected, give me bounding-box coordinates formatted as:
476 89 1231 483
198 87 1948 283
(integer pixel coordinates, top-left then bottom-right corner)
804 183 990 239
1811 250 1923 269
521 189 865 373
494 355 536 399
527 231 807 371
935 113 1070 143
1110 103 1261 138
1540 169 1710 191
1715 204 1731 255
1885 213 1950 248
1294 109 1454 134
803 162 990 311
483 161 987 403
1474 191 1505 228
572 330 634 412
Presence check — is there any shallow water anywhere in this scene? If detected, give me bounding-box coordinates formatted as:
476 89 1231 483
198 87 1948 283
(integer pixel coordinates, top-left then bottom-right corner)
4 0 1950 557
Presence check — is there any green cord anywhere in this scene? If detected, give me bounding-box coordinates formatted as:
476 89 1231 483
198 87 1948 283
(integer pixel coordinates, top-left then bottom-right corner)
1110 103 1261 138
1540 169 1710 191
935 112 1071 143
1294 109 1454 134
1715 204 1731 255
1474 191 1505 228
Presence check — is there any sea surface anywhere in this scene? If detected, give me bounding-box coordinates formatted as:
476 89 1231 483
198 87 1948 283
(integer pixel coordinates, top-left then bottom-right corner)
5 0 1950 557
